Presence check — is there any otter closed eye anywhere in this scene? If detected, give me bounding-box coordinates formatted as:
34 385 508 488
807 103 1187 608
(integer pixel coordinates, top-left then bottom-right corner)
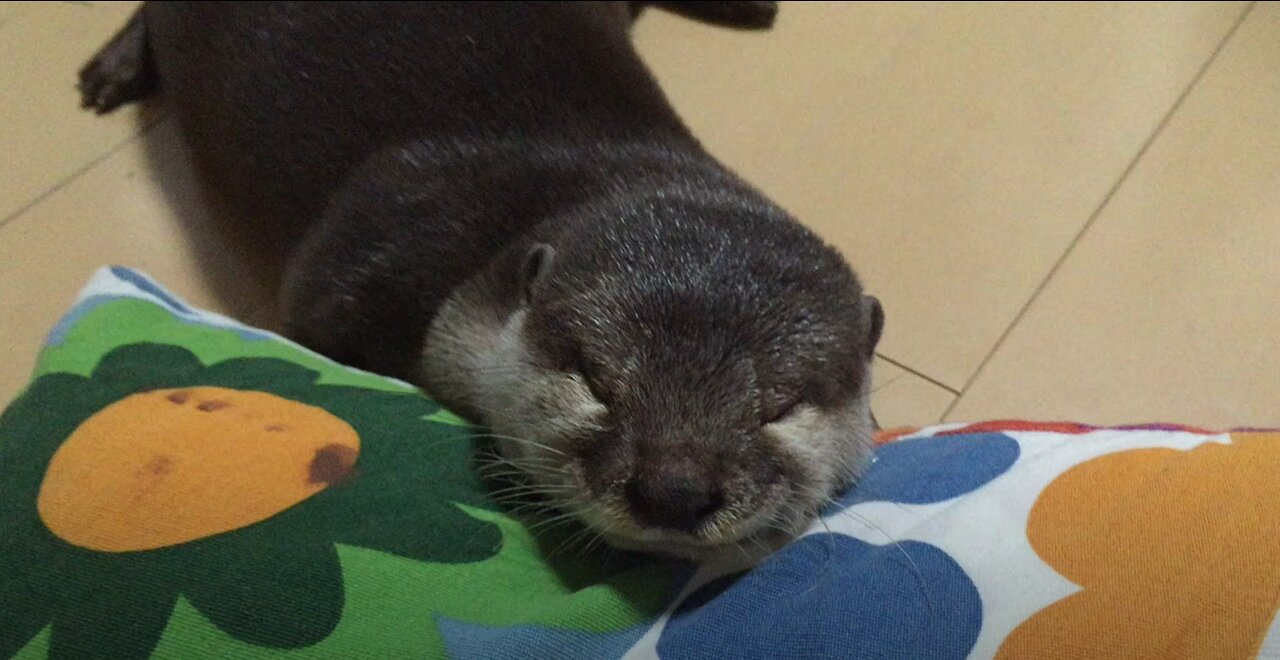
764 400 802 425
565 357 612 406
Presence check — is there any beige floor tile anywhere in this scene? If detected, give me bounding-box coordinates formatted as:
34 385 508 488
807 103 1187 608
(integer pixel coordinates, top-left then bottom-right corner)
78 2 142 16
0 1 153 224
0 2 34 25
871 357 956 428
633 2 1247 387
949 3 1280 428
0 119 277 406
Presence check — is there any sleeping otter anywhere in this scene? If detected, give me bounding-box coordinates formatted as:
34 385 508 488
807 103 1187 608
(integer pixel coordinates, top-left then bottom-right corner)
80 1 884 561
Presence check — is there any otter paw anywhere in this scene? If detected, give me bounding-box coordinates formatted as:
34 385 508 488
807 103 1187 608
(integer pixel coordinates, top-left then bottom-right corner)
78 50 143 114
77 14 152 114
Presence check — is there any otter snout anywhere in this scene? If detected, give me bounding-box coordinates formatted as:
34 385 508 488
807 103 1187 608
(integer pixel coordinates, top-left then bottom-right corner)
625 470 725 533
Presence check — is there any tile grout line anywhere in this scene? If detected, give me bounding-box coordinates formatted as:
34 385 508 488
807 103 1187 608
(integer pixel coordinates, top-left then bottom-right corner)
938 1 1258 423
874 352 961 395
0 112 167 232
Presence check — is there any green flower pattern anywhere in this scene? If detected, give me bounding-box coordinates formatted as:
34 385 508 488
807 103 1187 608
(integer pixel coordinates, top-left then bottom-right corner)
0 297 681 659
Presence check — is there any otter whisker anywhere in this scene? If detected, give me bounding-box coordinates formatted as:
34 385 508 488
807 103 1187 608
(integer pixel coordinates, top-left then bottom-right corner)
466 432 569 457
523 510 586 535
489 497 574 511
495 502 559 519
485 483 577 498
477 456 573 475
577 519 619 561
826 507 934 618
479 454 573 472
487 492 575 509
550 523 599 560
476 450 566 466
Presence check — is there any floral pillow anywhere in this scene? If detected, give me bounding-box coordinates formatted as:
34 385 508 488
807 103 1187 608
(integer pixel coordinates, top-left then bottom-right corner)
1 268 682 659
2 267 1277 659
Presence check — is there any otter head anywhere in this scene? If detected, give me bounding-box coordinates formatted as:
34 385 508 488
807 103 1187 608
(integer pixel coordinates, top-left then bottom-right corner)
421 195 883 562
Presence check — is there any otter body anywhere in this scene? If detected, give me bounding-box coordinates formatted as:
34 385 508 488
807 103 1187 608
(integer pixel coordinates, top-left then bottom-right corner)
82 1 884 561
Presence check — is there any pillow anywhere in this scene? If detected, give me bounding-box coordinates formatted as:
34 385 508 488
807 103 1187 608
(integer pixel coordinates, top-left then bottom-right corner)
1 267 1276 659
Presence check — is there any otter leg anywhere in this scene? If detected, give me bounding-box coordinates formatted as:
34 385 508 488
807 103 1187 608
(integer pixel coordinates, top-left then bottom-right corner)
78 9 156 114
632 2 779 30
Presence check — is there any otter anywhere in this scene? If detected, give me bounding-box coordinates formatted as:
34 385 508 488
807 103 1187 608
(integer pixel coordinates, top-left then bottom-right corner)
80 1 884 562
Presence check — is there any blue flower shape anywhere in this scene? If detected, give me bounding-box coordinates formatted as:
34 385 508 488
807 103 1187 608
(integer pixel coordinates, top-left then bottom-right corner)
656 432 1020 660
832 432 1020 508
436 618 654 660
658 535 980 659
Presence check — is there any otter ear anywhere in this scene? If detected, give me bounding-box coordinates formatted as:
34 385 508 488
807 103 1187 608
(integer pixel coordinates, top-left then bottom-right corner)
861 295 884 358
519 243 556 306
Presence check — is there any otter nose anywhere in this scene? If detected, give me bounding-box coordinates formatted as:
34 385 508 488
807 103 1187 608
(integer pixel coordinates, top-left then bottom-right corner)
625 474 724 533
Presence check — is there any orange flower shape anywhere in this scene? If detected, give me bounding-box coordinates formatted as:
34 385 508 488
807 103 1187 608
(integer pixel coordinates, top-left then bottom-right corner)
999 433 1280 659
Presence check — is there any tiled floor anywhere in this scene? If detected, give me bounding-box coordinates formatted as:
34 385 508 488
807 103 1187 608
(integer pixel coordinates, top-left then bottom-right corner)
1 1 1275 428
